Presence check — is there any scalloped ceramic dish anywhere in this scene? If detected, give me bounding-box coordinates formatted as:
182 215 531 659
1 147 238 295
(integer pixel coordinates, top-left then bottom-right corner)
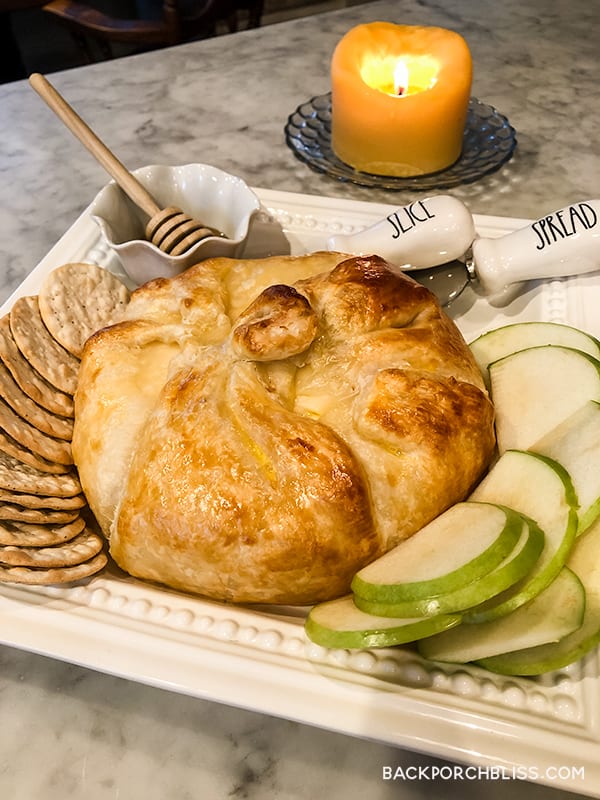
1 189 599 797
90 163 261 283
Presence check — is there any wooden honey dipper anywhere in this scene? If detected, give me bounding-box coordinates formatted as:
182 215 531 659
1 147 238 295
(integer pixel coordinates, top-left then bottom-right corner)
29 73 221 256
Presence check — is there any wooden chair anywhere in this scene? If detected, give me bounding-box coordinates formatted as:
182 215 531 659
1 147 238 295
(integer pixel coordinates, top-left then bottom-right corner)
42 0 264 62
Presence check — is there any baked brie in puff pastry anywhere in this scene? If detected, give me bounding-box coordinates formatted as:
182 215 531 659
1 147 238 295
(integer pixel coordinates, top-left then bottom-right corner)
73 253 495 604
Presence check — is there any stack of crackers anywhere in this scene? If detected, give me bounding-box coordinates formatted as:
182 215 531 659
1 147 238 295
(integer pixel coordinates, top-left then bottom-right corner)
0 262 130 586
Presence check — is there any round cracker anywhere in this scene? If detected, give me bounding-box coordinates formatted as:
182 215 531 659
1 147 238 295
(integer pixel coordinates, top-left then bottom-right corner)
0 488 86 510
0 504 80 524
0 427 70 474
0 316 74 417
9 296 79 396
0 396 72 465
39 263 130 358
0 515 85 546
0 528 103 567
0 361 73 440
0 451 81 496
0 550 107 584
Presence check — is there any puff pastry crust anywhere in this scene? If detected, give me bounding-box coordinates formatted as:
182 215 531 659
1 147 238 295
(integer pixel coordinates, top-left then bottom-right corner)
73 253 495 604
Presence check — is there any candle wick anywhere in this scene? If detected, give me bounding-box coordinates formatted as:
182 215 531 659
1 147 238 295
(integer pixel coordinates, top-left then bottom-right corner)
397 87 405 96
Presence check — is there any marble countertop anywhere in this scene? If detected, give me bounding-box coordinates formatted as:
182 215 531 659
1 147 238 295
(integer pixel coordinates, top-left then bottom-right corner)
0 1 598 798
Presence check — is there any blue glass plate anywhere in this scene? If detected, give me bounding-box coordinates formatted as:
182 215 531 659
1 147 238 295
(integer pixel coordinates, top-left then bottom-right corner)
284 94 517 190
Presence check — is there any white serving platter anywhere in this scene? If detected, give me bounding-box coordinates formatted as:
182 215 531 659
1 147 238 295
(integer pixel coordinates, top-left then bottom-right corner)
1 188 599 798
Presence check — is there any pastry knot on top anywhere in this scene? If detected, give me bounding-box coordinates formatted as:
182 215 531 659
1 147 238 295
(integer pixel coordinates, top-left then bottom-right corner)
232 284 318 361
73 252 495 604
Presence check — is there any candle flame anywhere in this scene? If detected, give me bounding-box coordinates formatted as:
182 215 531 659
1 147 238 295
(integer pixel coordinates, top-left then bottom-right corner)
393 60 409 96
360 54 439 97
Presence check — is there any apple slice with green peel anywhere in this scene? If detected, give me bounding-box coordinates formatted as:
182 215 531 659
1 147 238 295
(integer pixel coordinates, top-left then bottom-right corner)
354 515 544 618
477 517 600 675
304 594 461 649
531 400 600 536
465 450 578 623
418 567 584 665
489 345 600 455
351 502 523 605
469 321 600 388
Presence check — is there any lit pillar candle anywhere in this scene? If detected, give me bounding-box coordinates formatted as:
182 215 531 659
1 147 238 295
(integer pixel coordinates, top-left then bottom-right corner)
331 22 473 177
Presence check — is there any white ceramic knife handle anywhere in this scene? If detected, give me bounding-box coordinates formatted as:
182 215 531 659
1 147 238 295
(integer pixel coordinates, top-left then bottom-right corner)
473 200 600 295
327 195 476 269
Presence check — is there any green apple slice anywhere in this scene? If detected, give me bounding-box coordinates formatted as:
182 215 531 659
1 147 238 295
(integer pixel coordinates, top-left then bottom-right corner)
489 345 600 454
531 400 600 535
469 321 600 388
304 594 461 649
351 502 523 604
466 450 578 622
418 567 584 665
477 516 600 675
354 515 543 618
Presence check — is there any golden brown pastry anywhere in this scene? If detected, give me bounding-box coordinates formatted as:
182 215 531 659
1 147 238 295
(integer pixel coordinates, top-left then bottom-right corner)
73 253 495 604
